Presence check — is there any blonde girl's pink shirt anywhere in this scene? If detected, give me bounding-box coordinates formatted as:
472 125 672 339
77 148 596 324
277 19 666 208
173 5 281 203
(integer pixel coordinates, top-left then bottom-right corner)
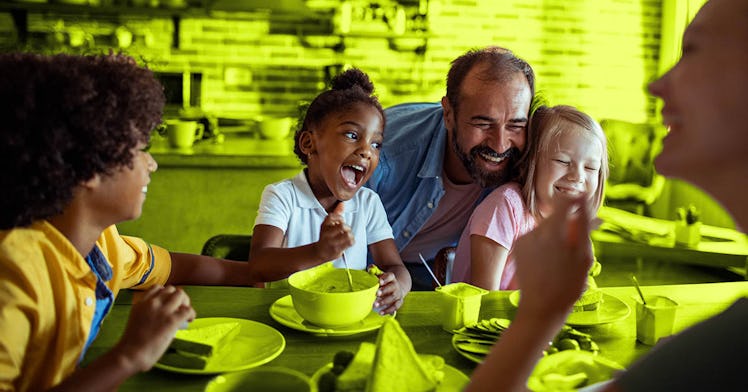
452 182 536 290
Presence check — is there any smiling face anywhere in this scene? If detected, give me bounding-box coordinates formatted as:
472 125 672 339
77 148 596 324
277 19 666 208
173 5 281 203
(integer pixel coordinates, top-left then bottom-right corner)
442 67 531 187
88 141 158 224
302 102 384 210
648 0 748 186
535 129 603 218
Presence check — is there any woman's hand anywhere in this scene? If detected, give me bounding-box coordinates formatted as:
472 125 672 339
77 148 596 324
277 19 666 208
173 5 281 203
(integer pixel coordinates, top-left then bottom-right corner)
112 285 196 373
513 197 596 318
374 271 404 315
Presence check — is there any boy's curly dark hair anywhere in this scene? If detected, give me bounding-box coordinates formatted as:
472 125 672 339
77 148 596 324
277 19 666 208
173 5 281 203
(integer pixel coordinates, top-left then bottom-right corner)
293 67 384 164
0 53 165 230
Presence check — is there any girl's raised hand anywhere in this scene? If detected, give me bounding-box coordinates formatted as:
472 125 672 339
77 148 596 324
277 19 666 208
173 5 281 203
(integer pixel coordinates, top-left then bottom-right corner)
113 285 196 373
316 201 355 261
373 271 404 315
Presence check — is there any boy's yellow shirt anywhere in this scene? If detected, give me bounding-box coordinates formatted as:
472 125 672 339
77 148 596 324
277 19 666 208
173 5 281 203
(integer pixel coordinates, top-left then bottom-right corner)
0 221 171 392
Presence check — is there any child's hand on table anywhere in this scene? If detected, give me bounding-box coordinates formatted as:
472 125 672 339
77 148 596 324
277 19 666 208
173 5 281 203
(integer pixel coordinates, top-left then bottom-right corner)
114 285 195 372
372 270 404 315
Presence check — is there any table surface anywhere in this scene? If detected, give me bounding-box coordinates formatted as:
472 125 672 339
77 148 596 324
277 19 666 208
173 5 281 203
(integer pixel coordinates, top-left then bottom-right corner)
85 282 748 391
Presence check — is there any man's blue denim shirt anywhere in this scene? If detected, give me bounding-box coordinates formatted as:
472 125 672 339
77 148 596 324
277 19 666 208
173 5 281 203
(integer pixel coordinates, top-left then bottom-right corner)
366 102 492 258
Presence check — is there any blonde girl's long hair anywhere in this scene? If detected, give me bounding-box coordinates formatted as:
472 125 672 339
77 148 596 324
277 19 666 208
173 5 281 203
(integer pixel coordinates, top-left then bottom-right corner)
519 105 609 220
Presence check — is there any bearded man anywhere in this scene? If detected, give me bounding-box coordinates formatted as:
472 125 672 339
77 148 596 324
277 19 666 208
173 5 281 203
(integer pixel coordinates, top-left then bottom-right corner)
366 46 535 290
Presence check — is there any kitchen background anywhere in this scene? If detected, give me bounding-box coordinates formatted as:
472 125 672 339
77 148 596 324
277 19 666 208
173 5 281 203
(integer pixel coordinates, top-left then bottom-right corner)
1 0 743 285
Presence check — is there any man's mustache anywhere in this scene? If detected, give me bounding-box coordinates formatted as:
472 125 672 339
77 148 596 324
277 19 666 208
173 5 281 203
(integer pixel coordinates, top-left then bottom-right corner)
471 146 520 160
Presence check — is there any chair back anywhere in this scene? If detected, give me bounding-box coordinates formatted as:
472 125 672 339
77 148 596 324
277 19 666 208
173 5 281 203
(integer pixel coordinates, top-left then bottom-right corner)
601 119 666 214
201 234 252 262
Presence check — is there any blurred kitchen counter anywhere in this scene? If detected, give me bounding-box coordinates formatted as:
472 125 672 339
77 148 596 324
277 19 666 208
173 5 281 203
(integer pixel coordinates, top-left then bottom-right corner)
119 134 301 254
149 133 300 168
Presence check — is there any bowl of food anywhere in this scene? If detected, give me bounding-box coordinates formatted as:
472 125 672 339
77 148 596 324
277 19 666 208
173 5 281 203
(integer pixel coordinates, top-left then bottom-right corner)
205 366 313 392
288 262 379 328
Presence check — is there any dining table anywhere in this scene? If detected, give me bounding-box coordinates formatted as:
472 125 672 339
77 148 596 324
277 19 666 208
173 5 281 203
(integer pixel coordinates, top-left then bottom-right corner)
83 281 748 391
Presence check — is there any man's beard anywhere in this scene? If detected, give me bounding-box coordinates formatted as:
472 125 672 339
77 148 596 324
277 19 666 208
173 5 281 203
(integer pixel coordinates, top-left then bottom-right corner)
450 126 520 188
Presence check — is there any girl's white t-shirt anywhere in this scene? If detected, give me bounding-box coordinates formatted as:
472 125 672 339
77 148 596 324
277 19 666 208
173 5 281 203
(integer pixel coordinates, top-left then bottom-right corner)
254 170 393 271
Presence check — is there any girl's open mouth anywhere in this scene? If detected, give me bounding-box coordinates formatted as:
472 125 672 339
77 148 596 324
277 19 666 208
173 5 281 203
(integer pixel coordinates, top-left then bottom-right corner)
341 164 366 188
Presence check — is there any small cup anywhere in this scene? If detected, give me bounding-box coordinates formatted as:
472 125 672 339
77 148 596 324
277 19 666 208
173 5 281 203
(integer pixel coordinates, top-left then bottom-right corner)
436 282 488 331
635 295 678 345
675 220 701 247
166 120 204 148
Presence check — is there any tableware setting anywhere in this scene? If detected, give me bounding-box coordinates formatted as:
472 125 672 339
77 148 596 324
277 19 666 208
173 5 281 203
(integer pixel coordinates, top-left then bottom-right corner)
508 290 631 326
311 362 468 392
451 318 600 364
287 261 380 328
633 295 678 345
435 282 488 331
312 318 469 392
526 350 624 391
204 366 314 392
154 317 285 375
269 294 387 336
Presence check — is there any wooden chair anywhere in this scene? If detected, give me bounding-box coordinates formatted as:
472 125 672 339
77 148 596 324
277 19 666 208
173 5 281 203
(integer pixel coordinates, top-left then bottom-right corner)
432 246 456 289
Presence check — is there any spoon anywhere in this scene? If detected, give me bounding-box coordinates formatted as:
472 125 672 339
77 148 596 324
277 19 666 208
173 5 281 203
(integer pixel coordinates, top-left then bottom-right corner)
419 252 442 288
341 252 354 291
631 274 646 305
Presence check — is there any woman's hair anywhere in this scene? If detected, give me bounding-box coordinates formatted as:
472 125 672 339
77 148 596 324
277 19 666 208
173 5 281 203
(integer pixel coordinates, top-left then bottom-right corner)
519 105 609 219
0 52 165 230
446 46 535 114
293 67 384 164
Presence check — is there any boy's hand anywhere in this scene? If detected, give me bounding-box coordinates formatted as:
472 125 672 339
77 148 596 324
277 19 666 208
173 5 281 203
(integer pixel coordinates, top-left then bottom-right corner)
373 271 404 315
114 285 196 373
316 202 354 261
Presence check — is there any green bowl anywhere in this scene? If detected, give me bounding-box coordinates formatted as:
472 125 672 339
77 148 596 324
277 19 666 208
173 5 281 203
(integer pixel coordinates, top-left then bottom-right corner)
205 366 313 391
288 265 379 328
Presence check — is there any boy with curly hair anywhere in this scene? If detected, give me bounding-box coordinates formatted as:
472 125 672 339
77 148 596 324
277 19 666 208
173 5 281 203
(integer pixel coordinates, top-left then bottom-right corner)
0 53 255 391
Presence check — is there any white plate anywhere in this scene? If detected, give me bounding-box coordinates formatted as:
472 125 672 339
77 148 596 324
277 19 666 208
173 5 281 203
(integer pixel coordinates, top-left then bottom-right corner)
509 291 631 326
311 362 469 391
269 295 387 336
154 317 285 375
527 350 624 391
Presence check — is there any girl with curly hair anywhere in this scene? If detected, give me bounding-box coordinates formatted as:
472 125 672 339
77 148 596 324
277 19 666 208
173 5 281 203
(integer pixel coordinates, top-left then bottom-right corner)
250 68 411 314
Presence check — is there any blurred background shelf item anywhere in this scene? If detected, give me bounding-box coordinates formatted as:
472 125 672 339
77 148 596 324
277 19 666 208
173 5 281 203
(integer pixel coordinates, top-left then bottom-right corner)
593 206 748 282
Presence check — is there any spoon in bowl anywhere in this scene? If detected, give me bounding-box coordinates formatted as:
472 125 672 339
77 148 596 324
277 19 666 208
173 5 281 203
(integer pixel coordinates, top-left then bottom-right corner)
341 252 354 291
